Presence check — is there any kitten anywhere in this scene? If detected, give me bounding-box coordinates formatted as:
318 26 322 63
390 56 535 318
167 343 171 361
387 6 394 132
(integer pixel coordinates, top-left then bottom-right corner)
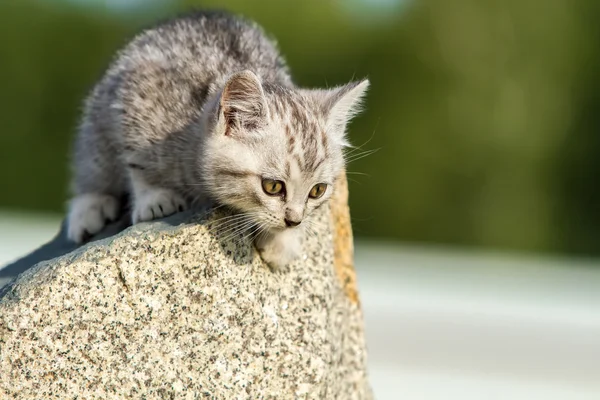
67 11 369 269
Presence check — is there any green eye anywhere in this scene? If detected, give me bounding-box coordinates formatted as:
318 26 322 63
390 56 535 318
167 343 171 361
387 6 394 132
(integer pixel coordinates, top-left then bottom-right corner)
262 179 285 195
309 183 327 199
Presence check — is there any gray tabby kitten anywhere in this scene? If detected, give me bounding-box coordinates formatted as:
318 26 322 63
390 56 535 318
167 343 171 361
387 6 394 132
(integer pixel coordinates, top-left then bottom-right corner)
67 11 369 269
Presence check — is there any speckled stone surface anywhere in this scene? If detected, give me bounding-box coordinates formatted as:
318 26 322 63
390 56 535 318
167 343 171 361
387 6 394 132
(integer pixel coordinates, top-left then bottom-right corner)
0 177 372 399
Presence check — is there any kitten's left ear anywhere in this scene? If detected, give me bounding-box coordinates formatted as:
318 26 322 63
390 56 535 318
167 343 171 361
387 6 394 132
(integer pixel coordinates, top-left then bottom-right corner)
323 79 370 146
217 70 268 136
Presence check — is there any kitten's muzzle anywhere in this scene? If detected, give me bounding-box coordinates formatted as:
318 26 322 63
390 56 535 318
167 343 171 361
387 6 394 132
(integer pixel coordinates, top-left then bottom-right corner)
284 218 301 228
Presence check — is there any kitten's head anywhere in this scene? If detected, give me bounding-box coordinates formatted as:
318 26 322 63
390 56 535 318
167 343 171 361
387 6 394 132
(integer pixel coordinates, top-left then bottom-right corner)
202 70 368 232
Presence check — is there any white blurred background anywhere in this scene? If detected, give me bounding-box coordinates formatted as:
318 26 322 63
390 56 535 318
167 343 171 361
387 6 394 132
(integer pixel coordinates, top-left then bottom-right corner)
2 210 599 400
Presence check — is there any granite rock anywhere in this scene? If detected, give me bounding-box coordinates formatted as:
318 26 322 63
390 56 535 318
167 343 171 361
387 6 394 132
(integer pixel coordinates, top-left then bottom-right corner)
0 173 372 399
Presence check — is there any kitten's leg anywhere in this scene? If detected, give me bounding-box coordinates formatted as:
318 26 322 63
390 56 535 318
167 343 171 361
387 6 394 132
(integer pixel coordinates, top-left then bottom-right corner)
129 169 188 224
255 228 303 269
116 63 198 223
67 121 125 243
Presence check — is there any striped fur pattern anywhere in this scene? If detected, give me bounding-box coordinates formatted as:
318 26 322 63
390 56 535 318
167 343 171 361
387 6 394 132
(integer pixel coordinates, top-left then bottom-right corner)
67 11 369 268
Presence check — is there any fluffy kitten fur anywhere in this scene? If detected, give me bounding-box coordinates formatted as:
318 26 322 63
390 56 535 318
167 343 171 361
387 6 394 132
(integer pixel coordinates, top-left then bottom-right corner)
67 11 369 268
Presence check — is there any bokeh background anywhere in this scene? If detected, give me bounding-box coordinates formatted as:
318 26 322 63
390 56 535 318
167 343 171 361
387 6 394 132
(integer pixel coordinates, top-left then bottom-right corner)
1 0 600 398
3 0 600 256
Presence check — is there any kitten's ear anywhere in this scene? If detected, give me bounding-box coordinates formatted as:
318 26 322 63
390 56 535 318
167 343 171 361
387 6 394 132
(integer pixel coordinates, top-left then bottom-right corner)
218 70 268 135
323 79 370 146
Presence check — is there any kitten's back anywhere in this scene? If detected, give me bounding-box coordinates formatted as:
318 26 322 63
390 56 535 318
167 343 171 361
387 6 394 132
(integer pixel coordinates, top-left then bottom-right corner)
112 11 291 89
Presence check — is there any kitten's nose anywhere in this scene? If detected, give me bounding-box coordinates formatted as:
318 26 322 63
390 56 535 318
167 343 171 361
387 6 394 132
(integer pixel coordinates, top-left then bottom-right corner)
284 218 301 227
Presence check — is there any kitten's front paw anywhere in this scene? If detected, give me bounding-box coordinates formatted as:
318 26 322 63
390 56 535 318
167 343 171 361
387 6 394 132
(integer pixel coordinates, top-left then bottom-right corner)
259 247 298 270
67 193 120 243
132 188 187 223
256 230 302 270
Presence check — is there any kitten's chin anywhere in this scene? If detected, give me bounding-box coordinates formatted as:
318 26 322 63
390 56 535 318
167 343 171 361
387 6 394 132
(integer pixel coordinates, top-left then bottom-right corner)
266 225 304 236
263 225 286 234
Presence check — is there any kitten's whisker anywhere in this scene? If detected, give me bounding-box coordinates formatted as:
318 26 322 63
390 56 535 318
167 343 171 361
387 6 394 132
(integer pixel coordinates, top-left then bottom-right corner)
241 224 263 243
344 137 378 156
208 211 259 225
231 224 258 244
250 223 271 244
303 223 319 239
347 146 380 156
219 228 249 244
211 212 258 223
302 224 323 234
303 219 327 230
209 213 254 224
207 216 257 236
253 224 271 243
345 148 380 163
346 171 370 177
256 225 270 241
345 149 376 161
219 221 257 242
215 218 256 235
207 218 254 233
209 221 253 237
345 118 379 153
305 228 318 239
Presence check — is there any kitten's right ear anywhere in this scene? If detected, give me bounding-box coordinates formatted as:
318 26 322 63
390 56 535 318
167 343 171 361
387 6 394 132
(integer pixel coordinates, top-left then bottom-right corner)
321 78 370 147
217 70 268 136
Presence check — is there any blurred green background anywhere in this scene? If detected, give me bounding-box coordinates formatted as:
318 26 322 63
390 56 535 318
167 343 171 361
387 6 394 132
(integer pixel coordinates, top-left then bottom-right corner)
1 0 600 257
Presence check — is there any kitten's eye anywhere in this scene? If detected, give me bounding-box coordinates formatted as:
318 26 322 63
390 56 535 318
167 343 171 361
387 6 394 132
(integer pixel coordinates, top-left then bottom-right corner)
309 183 327 199
262 179 285 195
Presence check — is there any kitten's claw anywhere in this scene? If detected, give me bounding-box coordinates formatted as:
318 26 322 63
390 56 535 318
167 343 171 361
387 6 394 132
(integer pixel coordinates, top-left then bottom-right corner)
67 193 120 243
132 188 187 223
